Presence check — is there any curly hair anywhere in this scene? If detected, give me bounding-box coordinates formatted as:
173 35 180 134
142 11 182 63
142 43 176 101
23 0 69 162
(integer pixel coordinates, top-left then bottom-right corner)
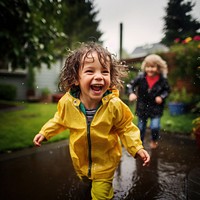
141 54 168 77
59 42 127 92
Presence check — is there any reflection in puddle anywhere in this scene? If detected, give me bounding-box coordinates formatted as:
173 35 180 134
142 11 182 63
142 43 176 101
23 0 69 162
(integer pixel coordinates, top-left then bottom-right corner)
0 134 199 200
113 134 200 200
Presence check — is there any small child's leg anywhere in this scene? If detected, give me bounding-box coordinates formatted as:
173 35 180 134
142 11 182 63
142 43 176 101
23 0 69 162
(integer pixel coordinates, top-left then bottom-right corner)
138 117 148 142
91 178 113 200
150 117 161 149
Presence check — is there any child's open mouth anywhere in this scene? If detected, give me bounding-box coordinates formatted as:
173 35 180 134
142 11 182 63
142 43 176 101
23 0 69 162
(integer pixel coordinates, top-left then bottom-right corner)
91 85 103 92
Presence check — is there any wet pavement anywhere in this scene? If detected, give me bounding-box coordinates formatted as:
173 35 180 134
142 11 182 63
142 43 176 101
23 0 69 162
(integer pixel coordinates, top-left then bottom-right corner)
0 133 200 200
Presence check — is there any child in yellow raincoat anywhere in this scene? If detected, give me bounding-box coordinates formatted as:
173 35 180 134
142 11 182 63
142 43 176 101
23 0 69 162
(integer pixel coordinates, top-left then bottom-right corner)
33 42 150 199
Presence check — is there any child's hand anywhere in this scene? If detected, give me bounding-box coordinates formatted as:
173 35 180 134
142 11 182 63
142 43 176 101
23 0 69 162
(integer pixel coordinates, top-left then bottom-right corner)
33 133 45 147
136 149 150 166
129 93 137 102
155 96 163 104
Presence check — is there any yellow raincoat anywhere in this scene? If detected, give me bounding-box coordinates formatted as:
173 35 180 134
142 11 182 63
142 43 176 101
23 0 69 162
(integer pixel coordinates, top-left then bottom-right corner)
39 88 143 180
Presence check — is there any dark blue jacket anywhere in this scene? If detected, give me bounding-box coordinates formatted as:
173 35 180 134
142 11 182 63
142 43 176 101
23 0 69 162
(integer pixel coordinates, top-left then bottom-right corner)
127 72 170 118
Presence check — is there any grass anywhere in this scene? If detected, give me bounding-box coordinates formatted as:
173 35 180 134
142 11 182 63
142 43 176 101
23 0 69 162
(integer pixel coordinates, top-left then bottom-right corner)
0 102 69 153
128 103 196 134
0 101 197 153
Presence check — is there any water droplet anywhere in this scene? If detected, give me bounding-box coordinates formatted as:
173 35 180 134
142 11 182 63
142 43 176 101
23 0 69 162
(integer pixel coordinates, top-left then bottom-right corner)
49 150 53 154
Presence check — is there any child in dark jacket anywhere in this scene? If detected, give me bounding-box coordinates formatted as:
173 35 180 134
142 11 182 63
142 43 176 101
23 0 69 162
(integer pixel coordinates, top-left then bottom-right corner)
127 54 170 149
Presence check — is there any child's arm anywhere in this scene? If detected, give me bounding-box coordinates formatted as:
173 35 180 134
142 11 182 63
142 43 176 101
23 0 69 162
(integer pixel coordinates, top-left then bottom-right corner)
159 78 171 99
129 93 137 102
155 96 163 104
33 133 45 147
155 78 171 104
136 149 150 166
127 74 141 102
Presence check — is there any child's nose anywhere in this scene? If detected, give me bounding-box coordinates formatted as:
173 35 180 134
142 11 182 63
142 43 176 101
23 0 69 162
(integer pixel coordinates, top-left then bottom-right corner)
94 72 103 80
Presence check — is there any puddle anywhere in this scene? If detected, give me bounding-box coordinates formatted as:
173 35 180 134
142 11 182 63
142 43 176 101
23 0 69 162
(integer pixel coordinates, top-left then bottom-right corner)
114 134 200 200
0 134 199 200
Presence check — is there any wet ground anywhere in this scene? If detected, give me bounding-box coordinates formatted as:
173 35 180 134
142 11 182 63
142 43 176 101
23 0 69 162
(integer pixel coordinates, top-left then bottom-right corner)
0 133 200 200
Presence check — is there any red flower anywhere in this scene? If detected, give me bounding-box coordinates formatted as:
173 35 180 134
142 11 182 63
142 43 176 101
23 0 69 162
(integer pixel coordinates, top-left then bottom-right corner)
174 38 180 43
193 35 200 41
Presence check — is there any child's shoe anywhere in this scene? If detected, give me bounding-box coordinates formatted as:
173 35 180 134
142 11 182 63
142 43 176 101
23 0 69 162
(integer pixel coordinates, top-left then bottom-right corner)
150 141 158 149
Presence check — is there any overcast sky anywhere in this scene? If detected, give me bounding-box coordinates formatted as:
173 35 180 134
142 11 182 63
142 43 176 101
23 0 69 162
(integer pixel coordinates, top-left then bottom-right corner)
94 0 200 56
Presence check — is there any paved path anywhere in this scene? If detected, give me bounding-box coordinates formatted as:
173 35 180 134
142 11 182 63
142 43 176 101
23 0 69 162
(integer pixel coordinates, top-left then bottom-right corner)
0 134 200 200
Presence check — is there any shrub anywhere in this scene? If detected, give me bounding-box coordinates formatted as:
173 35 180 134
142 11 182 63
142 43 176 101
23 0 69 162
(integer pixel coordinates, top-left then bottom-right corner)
193 117 200 148
168 87 194 104
0 84 17 100
170 36 200 88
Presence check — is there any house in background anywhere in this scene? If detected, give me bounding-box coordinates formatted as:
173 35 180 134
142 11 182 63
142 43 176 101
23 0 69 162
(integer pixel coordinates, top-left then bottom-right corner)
0 70 27 100
0 60 63 101
34 60 63 97
131 42 169 58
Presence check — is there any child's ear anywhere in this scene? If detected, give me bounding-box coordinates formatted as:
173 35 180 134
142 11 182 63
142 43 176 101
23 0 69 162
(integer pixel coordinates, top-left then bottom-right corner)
75 80 79 86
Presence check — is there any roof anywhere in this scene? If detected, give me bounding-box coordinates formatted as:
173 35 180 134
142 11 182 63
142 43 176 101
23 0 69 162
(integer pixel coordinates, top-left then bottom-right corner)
131 43 169 58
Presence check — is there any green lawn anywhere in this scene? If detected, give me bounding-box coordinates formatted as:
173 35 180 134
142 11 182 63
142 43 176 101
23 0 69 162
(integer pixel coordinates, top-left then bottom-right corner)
0 102 69 153
0 101 197 153
128 103 196 134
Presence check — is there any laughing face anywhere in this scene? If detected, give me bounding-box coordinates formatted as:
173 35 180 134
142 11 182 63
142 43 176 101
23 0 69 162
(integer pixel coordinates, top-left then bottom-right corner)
145 62 159 77
77 51 111 109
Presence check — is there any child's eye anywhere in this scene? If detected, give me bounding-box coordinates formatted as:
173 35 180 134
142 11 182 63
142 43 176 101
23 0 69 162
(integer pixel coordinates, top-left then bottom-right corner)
85 70 93 74
102 70 110 75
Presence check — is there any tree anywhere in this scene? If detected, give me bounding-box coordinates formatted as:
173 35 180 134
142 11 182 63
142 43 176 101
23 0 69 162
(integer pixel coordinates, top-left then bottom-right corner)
0 0 102 71
61 0 102 49
162 0 200 46
0 0 66 70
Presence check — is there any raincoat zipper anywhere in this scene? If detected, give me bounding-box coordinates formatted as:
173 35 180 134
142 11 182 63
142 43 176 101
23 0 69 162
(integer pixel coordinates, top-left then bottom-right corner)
85 106 101 178
78 100 103 178
87 121 92 177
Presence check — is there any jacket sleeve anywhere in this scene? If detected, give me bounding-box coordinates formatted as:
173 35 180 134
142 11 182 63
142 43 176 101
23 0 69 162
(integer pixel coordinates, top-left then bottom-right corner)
160 78 171 100
39 95 67 140
113 100 143 157
126 73 142 95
